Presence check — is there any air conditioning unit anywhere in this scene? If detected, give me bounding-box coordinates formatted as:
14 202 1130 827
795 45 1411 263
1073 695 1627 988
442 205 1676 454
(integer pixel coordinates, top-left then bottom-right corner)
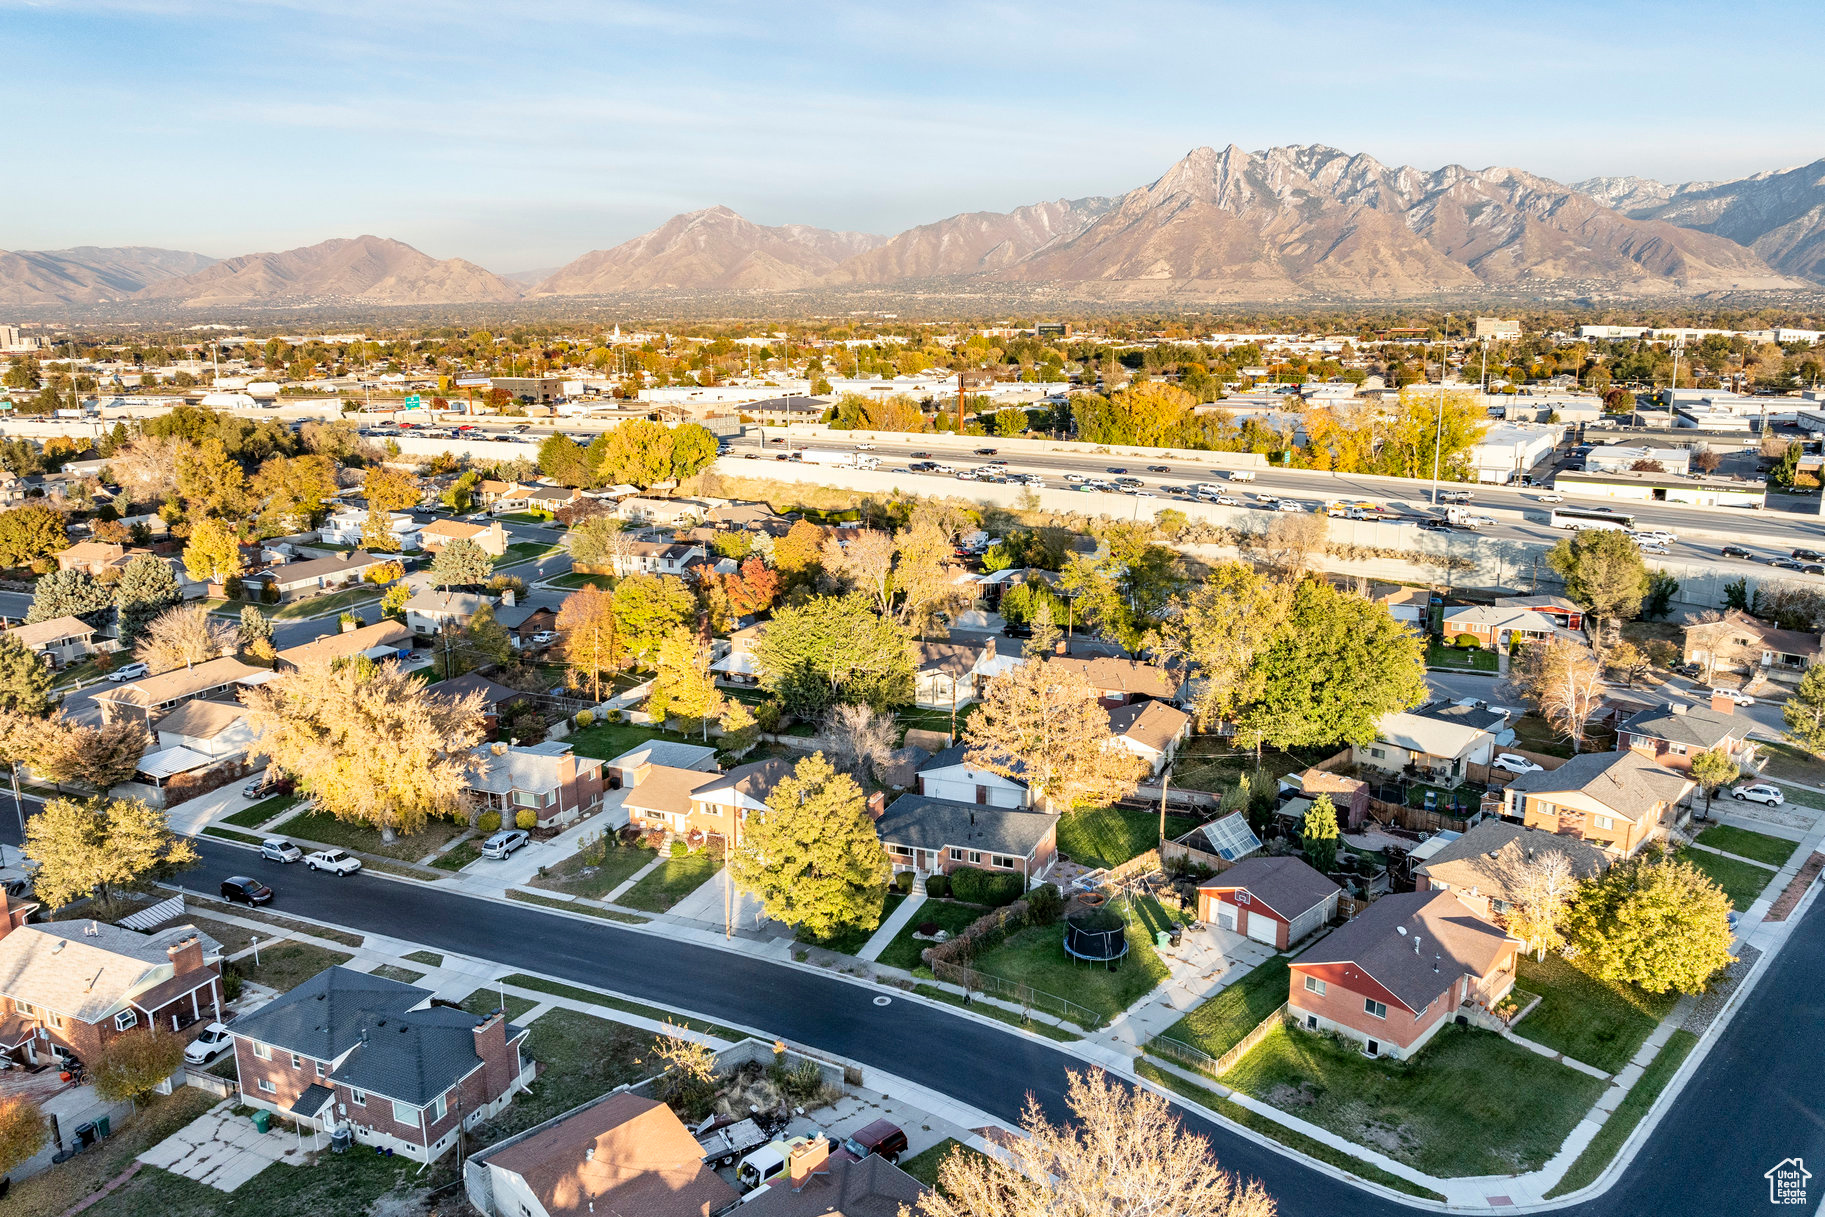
337 1103 347 1115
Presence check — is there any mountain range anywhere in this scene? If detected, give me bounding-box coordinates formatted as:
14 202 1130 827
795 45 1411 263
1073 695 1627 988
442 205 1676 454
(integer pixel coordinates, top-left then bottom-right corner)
6 146 1824 313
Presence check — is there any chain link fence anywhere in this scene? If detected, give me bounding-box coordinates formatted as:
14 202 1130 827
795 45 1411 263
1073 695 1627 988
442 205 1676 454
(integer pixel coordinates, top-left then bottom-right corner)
931 960 1103 1029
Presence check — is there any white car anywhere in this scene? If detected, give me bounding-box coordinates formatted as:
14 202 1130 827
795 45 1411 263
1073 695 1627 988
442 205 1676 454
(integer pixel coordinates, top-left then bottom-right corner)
1492 753 1544 775
853 442 874 450
1462 514 1496 527
1536 493 1564 503
1732 783 1785 806
305 848 362 876
1634 530 1676 545
1276 500 1307 512
1133 490 1157 499
529 630 559 646
1711 688 1755 706
1064 473 1086 483
184 1022 234 1066
1213 494 1242 506
108 662 150 682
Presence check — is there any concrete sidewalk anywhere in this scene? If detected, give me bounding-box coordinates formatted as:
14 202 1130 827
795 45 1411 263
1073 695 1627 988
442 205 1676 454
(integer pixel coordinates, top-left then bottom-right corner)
858 891 925 961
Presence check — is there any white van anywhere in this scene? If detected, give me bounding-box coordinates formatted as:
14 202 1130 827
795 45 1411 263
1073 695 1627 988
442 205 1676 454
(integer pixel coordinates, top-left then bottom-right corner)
737 1137 810 1190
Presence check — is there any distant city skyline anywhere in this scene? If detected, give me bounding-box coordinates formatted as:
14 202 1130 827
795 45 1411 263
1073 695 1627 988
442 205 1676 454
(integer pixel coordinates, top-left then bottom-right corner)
7 0 1822 272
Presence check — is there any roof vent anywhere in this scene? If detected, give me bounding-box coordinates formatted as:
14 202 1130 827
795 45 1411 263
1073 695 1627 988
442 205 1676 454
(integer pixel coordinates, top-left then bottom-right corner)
1396 926 1408 936
51 939 66 954
84 921 100 937
585 1146 596 1162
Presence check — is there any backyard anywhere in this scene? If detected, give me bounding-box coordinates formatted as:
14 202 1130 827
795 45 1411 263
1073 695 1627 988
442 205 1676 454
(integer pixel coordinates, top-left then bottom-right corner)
279 807 467 862
1055 805 1197 870
469 1008 652 1148
85 1141 452 1217
1224 1022 1607 1178
969 896 1169 1025
1679 846 1778 911
619 843 723 913
875 898 990 972
1693 823 1799 868
1512 952 1678 1074
1159 955 1292 1061
0 1088 218 1217
567 720 674 761
1169 739 1335 795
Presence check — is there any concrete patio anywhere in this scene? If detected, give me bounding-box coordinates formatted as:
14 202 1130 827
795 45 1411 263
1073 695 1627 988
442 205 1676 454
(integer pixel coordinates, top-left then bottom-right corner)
138 1098 309 1191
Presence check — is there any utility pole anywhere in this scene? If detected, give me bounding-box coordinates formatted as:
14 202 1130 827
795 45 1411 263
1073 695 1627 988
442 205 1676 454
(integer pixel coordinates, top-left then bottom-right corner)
1429 313 1451 506
956 369 967 436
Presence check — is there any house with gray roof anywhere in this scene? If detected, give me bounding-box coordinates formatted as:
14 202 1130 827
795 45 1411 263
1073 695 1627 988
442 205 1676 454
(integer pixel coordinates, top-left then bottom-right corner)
466 740 606 829
259 550 392 600
1503 749 1694 858
915 745 1030 809
1619 692 1760 774
874 794 1058 889
1414 819 1611 919
1195 856 1339 949
229 965 532 1162
404 588 491 636
1355 700 1509 783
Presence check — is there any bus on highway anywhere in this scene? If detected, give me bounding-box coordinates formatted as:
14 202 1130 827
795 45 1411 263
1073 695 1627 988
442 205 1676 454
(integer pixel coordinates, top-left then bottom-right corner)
1550 506 1635 531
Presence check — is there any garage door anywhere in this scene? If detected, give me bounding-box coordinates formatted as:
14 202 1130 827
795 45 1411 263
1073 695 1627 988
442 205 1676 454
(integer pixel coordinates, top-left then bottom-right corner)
1216 904 1237 932
1246 911 1279 946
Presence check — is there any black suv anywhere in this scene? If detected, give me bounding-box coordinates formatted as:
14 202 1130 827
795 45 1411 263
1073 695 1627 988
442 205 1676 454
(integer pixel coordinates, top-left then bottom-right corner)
1721 545 1754 559
1794 549 1825 562
220 876 274 906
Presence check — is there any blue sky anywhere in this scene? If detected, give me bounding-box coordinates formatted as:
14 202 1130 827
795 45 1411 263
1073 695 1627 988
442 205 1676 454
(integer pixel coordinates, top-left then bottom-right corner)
6 0 1821 272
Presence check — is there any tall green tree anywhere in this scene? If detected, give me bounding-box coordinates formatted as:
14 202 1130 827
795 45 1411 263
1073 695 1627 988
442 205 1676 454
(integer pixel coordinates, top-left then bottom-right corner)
1565 852 1736 994
182 516 243 583
429 537 495 589
1236 579 1426 751
25 568 112 625
1547 529 1649 636
753 593 915 716
23 796 199 910
1784 664 1825 756
537 434 592 487
728 752 892 941
1370 386 1489 480
113 554 182 644
1688 747 1741 819
1058 525 1184 652
645 627 723 736
1157 562 1286 731
0 503 69 567
0 634 53 716
1301 793 1340 872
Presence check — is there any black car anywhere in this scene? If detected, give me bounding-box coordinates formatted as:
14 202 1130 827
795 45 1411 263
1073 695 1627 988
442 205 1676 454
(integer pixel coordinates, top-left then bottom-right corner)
974 447 998 455
1106 467 1127 474
910 451 933 458
1794 549 1825 562
220 876 273 906
1722 545 1754 559
1147 464 1171 473
1806 565 1825 576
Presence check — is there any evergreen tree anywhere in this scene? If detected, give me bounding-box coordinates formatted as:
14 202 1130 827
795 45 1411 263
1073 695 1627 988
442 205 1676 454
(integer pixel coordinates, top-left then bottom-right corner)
113 554 182 644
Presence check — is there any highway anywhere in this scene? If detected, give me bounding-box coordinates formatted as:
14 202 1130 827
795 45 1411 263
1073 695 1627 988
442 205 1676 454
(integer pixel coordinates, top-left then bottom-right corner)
160 833 1821 1217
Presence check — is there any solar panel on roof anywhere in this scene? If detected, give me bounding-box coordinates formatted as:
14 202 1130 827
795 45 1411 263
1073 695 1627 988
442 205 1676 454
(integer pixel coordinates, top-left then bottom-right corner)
1200 812 1262 862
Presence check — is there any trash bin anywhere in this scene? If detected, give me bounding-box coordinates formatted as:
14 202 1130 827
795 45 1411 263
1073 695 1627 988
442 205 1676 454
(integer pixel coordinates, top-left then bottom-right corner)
72 1122 96 1150
251 1110 271 1134
1168 925 1183 948
1155 930 1172 949
94 1115 110 1139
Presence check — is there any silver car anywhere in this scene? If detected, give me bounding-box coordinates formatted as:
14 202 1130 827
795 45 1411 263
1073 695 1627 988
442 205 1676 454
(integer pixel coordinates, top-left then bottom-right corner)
480 829 530 859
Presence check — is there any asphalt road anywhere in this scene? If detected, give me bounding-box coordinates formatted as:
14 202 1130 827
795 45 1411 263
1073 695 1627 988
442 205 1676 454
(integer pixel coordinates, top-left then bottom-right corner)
173 835 1823 1216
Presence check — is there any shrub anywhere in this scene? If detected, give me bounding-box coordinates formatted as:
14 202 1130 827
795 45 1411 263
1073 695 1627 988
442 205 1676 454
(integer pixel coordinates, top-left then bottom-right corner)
754 699 783 733
90 1028 185 1103
224 575 244 601
221 967 243 1002
477 811 502 834
895 871 914 894
948 866 1025 907
261 583 280 604
643 828 668 850
924 873 949 898
1453 633 1481 649
1026 882 1064 925
618 825 645 845
927 898 1033 966
669 839 690 858
514 809 537 830
575 709 595 729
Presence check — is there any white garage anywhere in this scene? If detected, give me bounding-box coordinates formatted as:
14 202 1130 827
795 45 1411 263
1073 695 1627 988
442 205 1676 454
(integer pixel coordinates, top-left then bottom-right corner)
1245 910 1281 946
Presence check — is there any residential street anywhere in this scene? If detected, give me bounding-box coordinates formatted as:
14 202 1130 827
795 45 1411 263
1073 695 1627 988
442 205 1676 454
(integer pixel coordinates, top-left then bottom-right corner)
173 835 1825 1216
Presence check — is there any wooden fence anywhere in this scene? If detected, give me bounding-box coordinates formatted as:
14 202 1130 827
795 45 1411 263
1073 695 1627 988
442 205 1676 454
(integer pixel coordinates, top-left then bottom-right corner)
1160 838 1235 877
1367 799 1478 834
1151 1002 1289 1079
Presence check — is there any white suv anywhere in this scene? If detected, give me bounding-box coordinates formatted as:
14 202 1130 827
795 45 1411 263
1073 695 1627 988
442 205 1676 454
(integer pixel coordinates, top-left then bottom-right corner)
1492 753 1544 775
1731 783 1785 806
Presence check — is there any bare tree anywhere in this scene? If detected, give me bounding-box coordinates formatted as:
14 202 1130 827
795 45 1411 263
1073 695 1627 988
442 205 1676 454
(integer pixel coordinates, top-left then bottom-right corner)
816 703 898 783
1506 850 1581 962
1512 638 1606 752
822 530 894 613
136 604 238 673
907 1068 1276 1217
1259 512 1329 580
107 434 188 503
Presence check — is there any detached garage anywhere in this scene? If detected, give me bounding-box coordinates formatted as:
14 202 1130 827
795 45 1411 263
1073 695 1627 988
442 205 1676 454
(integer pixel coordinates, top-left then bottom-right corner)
1197 855 1341 951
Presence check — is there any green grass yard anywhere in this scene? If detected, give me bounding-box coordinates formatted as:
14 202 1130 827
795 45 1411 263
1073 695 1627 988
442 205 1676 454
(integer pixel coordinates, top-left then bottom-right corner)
529 842 657 897
1513 953 1677 1074
619 845 722 913
1055 805 1197 869
969 898 1168 1025
1159 956 1292 1062
469 1008 651 1149
566 720 676 760
1679 847 1778 911
1545 1030 1699 1198
1224 1022 1606 1178
236 941 353 992
1694 823 1799 868
875 899 990 972
500 541 565 566
459 986 538 1022
270 587 382 620
1426 641 1499 672
220 793 299 829
548 571 616 590
0 1088 218 1217
280 807 466 861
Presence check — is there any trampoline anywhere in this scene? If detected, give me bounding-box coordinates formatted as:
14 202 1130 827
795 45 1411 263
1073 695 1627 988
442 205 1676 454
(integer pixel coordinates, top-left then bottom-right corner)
1062 905 1129 968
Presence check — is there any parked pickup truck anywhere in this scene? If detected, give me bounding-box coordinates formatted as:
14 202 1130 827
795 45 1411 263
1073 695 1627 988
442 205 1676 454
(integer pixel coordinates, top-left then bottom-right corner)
697 1117 770 1167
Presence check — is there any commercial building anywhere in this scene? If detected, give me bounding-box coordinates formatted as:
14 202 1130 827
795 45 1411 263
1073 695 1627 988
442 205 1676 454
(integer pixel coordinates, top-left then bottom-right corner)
1474 318 1521 341
1469 423 1560 484
1549 469 1767 509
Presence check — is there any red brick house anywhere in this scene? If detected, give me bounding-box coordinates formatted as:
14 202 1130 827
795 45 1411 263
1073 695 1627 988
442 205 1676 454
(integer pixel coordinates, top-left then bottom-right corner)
1195 856 1340 949
0 893 224 1067
1045 656 1177 707
465 741 606 830
230 965 532 1162
1617 692 1760 774
1286 890 1519 1060
874 794 1058 889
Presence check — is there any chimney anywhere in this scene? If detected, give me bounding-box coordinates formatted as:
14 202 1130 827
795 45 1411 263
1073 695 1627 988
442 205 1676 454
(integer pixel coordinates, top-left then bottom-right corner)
471 1009 513 1099
867 791 886 821
0 889 36 943
1710 690 1737 715
166 934 205 977
788 1137 832 1188
340 615 360 634
502 587 516 607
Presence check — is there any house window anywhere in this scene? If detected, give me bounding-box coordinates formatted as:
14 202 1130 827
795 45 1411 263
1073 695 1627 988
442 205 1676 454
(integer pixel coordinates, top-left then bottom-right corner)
1365 1038 1381 1057
512 789 547 809
1305 1014 1318 1031
1670 743 1687 756
968 851 981 864
993 855 1017 869
258 1078 275 1093
1363 999 1387 1020
316 1062 326 1077
291 1053 302 1069
350 1089 366 1106
429 1093 447 1123
252 1042 271 1061
1369 747 1385 759
393 1100 417 1125
1303 976 1326 996
114 1010 138 1031
1593 815 1614 831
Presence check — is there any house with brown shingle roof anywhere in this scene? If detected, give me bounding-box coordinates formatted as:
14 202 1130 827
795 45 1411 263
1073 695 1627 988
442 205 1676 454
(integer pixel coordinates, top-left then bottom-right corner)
1046 655 1177 706
1105 700 1192 774
1683 608 1821 682
1287 889 1520 1060
419 518 508 557
6 615 97 669
1196 855 1340 949
1413 819 1610 920
1502 749 1695 858
273 620 413 673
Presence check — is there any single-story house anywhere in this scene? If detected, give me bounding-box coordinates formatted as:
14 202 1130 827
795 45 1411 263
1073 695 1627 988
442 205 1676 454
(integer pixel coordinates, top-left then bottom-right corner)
1374 585 1431 633
420 518 509 557
1618 692 1760 773
1279 767 1371 831
617 497 708 528
913 640 992 709
1046 656 1177 706
1355 701 1507 783
1495 594 1584 631
6 615 98 669
1439 605 1576 651
1503 749 1695 857
1287 889 1520 1060
874 793 1058 888
1413 819 1611 919
1106 700 1193 774
432 672 528 736
260 551 392 601
0 896 224 1066
465 741 605 830
622 764 725 837
710 621 766 685
471 1091 739 1217
93 657 270 727
1683 609 1821 681
273 620 414 673
915 745 1029 808
494 595 565 649
229 966 532 1163
1196 855 1340 949
153 698 258 762
603 740 719 790
609 540 706 578
478 480 535 511
405 589 491 636
56 540 138 576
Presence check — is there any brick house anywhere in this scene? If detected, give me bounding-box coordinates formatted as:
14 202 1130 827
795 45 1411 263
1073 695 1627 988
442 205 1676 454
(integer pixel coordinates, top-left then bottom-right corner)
1496 594 1584 631
874 793 1058 889
92 657 267 728
1413 820 1611 919
1617 692 1760 773
230 966 532 1163
1683 609 1821 682
1439 605 1575 650
0 894 224 1066
466 741 605 830
420 518 509 557
6 616 99 670
1287 889 1520 1060
1195 856 1340 949
494 594 566 649
258 551 393 600
1503 749 1695 858
915 745 1030 809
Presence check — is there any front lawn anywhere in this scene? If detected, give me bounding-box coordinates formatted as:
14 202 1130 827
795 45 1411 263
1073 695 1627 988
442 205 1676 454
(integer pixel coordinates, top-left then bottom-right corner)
1426 641 1499 672
270 587 382 620
459 986 538 1022
500 541 565 566
280 807 466 862
529 842 657 898
468 1008 650 1149
548 571 616 590
1545 1030 1699 1198
1160 956 1292 1062
1224 1022 1607 1178
897 1138 992 1189
619 844 722 913
220 793 299 829
1513 953 1677 1074
1678 847 1777 910
87 1146 450 1217
969 899 1168 1025
0 1088 218 1217
798 891 905 955
1694 823 1799 868
431 838 484 871
237 941 354 992
875 898 990 972
1056 805 1197 870
567 720 675 761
